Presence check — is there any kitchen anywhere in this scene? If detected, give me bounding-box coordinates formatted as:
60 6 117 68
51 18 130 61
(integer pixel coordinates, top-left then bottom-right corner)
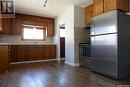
0 0 130 87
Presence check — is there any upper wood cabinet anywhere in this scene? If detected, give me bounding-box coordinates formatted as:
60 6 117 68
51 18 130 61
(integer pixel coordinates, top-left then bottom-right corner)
0 18 2 32
35 21 47 28
85 4 93 26
93 0 129 16
104 0 116 12
11 14 55 36
104 0 129 12
12 19 22 35
0 45 9 74
0 18 12 34
22 20 35 26
93 0 104 16
117 0 129 12
2 18 12 34
47 22 54 36
0 14 55 36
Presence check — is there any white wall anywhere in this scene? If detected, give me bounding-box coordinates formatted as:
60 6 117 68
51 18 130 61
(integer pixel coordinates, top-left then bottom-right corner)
55 5 89 66
74 6 89 64
56 6 75 65
53 17 61 60
74 5 85 28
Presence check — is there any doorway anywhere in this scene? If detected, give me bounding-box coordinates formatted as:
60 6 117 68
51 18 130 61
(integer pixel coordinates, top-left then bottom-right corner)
60 24 65 59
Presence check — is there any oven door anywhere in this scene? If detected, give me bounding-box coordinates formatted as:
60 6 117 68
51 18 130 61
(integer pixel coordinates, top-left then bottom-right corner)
79 45 91 68
80 45 91 58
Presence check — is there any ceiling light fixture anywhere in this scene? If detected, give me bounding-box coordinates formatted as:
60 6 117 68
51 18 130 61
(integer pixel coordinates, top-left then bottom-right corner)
43 0 48 7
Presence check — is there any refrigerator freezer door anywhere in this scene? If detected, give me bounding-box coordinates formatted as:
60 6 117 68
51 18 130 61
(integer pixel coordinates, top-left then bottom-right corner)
91 10 118 36
91 34 118 77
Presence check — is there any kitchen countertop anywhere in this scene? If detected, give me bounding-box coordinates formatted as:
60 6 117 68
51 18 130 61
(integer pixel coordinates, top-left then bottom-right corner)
0 43 56 45
0 43 11 45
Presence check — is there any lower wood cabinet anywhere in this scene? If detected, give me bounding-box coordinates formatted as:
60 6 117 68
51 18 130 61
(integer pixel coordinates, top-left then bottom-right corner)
36 46 47 60
16 46 28 62
28 46 37 61
0 45 9 74
10 46 17 62
10 45 56 62
46 45 56 59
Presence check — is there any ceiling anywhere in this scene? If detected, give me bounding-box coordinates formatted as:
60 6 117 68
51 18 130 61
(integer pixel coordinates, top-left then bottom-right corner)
15 0 92 18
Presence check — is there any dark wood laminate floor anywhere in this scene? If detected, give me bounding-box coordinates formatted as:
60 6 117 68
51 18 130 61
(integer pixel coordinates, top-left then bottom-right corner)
0 61 130 87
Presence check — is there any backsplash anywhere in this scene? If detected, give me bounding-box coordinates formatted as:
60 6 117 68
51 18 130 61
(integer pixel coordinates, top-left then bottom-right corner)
0 34 54 44
74 27 90 64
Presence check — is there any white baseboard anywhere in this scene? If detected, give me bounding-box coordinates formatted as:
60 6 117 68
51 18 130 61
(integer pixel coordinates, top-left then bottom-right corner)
10 59 58 64
65 61 80 67
57 58 65 61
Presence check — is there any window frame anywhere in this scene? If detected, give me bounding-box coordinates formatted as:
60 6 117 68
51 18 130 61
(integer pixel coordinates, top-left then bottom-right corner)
22 25 46 41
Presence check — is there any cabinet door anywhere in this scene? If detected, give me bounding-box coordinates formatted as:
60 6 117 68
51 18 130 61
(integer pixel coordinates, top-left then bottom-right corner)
117 0 129 12
93 0 104 16
10 46 17 62
104 0 117 12
85 4 93 26
51 45 56 59
12 19 21 35
46 45 56 59
36 46 47 60
28 46 37 61
2 18 12 34
47 23 54 36
0 45 8 74
16 46 28 62
0 18 3 32
86 12 92 26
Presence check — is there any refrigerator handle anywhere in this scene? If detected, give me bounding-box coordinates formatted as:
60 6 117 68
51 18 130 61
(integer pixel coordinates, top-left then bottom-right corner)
91 36 95 69
91 19 93 27
91 19 94 35
91 36 94 57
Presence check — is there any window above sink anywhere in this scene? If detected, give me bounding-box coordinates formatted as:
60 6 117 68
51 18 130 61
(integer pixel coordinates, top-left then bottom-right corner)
22 25 46 40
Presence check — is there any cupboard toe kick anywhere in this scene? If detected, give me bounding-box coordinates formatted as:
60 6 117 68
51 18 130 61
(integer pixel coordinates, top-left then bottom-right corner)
10 45 56 62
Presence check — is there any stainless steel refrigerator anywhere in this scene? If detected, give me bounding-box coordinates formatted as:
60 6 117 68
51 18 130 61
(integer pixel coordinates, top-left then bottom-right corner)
91 10 130 79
